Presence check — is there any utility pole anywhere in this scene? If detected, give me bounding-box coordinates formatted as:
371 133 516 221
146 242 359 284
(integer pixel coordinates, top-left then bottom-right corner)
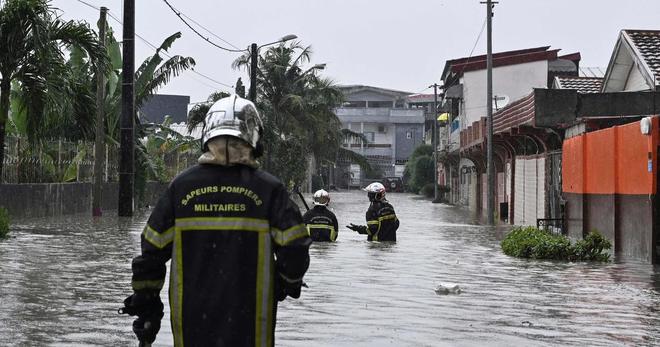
92 7 107 217
119 0 135 216
432 83 440 203
248 43 258 102
483 0 497 224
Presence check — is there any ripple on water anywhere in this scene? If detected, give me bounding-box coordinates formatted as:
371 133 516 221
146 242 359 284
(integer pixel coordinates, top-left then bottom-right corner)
1 192 660 346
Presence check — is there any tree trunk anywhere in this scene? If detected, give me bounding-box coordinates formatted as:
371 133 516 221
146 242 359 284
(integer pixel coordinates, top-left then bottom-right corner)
0 79 11 183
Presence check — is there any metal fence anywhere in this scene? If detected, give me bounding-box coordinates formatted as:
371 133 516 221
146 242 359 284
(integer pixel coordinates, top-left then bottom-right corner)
2 136 120 184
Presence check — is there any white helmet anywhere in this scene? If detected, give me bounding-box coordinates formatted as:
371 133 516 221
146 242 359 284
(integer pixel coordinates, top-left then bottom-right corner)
313 189 330 206
363 182 386 202
201 95 263 152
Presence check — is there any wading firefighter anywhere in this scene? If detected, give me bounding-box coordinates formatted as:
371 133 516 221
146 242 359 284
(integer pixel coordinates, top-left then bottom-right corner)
303 189 339 242
121 95 311 347
346 182 399 241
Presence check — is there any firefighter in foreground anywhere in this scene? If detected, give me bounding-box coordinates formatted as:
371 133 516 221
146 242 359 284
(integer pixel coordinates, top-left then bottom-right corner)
303 189 339 242
346 182 399 241
120 95 311 347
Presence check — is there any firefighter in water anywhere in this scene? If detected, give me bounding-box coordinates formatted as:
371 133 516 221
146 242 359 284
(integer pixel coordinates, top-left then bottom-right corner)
121 95 311 347
346 182 399 241
303 189 339 242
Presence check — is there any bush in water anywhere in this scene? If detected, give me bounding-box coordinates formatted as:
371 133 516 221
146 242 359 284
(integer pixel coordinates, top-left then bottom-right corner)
573 230 612 262
420 183 434 198
501 226 611 261
0 207 9 239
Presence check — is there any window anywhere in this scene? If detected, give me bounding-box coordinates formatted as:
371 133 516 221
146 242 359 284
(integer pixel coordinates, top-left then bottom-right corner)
406 131 412 139
368 101 392 108
363 132 375 142
343 101 366 108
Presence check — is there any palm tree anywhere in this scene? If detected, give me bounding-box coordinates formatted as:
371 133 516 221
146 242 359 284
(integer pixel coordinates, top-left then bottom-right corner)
187 90 230 133
0 0 106 179
233 42 369 186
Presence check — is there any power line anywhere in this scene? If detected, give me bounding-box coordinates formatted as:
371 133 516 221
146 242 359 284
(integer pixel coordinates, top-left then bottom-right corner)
162 0 246 53
74 0 98 11
105 11 234 90
456 17 488 77
179 12 242 51
72 0 234 91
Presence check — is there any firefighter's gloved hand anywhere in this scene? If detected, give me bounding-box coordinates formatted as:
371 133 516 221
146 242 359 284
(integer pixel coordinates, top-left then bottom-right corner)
120 291 164 343
133 312 163 345
346 223 367 234
120 291 163 318
275 273 303 302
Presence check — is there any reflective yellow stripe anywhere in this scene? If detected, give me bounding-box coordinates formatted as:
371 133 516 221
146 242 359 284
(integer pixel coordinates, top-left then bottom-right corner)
271 224 309 246
142 225 174 249
171 228 184 347
367 220 379 225
378 214 397 222
306 224 337 242
131 279 164 291
255 232 273 347
175 217 269 232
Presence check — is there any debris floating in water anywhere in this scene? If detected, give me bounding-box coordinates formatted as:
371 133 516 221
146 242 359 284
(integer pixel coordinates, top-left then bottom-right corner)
434 284 462 295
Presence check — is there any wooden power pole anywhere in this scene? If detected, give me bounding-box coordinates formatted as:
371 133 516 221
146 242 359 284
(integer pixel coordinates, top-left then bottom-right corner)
119 0 135 216
92 7 107 217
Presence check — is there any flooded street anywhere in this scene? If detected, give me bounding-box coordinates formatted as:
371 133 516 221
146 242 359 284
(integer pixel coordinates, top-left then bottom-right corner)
2 190 660 346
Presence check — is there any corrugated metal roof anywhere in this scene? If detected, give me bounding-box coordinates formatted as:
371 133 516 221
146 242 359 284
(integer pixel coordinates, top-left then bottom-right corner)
555 76 603 94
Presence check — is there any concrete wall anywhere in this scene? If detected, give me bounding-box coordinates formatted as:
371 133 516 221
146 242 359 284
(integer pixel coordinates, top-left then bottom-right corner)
462 60 548 125
562 118 659 263
395 124 424 161
0 182 167 218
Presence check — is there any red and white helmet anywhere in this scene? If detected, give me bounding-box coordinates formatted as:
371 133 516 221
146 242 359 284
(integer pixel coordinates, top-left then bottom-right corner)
363 182 386 202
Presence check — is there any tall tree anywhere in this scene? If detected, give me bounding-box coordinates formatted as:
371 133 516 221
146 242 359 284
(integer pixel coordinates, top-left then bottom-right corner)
0 0 106 179
234 42 369 186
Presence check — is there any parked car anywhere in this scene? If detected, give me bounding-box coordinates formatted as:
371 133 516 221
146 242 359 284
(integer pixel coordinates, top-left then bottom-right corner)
382 177 403 192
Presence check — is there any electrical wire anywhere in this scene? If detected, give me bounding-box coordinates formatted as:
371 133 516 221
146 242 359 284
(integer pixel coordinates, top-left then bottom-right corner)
179 12 242 51
105 11 234 90
455 17 488 77
162 0 246 53
73 0 234 90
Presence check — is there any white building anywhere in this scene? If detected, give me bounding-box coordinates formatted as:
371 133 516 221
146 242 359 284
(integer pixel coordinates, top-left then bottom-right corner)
334 85 425 187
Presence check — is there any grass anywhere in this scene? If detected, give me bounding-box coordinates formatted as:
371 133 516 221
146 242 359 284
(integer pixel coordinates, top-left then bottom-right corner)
501 226 611 262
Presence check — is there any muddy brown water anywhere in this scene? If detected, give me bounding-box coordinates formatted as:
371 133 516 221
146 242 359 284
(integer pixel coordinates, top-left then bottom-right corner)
1 191 660 346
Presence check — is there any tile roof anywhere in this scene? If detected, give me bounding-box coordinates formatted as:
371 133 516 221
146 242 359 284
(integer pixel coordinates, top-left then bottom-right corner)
624 30 660 86
555 76 603 94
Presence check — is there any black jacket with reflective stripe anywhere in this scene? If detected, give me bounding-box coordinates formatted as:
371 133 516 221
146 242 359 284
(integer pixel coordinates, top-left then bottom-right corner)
365 200 399 242
302 205 339 242
131 164 310 347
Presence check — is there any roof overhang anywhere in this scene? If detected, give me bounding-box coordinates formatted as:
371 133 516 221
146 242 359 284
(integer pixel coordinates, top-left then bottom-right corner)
602 30 657 92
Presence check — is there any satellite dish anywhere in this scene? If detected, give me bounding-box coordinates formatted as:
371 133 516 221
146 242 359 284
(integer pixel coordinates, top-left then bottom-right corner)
492 95 510 111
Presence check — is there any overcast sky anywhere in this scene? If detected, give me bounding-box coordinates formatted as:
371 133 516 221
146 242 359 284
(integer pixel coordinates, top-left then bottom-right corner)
53 0 660 102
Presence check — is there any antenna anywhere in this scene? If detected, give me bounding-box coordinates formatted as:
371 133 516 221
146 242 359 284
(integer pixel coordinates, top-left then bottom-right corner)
492 95 510 111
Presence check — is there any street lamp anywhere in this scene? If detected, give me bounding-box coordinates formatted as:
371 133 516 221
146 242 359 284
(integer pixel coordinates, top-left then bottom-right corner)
248 34 298 101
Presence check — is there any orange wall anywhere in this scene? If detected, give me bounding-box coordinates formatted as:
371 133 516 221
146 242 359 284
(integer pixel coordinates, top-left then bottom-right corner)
563 117 658 195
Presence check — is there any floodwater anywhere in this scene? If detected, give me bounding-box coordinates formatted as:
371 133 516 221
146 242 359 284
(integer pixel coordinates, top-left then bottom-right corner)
1 191 660 346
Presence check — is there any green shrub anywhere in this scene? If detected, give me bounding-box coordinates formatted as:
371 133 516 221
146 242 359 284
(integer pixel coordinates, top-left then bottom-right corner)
0 207 9 239
501 227 611 262
573 230 612 262
420 183 435 198
403 144 434 193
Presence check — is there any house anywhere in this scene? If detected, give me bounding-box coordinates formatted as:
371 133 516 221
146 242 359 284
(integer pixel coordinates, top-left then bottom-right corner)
334 85 425 187
439 46 580 214
139 94 191 124
518 29 660 263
